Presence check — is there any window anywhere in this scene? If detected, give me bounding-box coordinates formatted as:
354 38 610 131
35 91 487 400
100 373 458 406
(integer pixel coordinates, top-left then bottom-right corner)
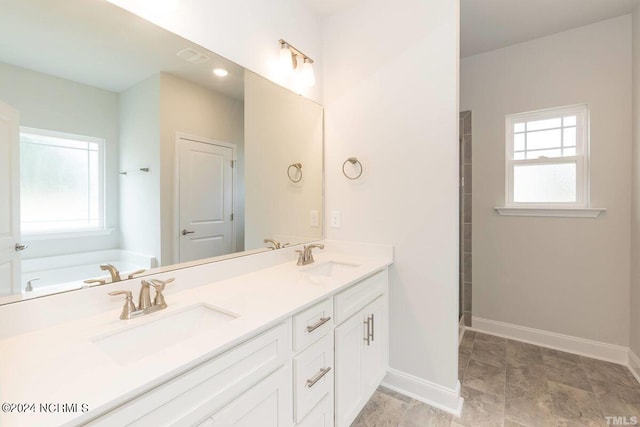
20 127 105 234
505 105 589 208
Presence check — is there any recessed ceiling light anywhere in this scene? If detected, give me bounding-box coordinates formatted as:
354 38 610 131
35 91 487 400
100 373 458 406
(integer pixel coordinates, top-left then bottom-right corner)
213 68 229 77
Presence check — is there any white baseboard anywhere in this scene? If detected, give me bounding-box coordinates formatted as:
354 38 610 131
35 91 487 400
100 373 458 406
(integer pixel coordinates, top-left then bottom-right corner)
382 368 463 417
629 349 640 384
470 316 629 365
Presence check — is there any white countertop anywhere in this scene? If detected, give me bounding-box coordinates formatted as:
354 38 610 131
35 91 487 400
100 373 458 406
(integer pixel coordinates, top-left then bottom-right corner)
0 251 390 427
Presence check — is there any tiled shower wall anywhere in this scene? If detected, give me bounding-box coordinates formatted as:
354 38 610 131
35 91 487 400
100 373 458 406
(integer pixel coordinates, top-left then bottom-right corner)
459 111 472 326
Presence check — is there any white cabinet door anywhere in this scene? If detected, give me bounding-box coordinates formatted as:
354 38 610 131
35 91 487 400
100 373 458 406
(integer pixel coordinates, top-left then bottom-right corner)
210 365 293 427
334 296 386 427
361 296 386 397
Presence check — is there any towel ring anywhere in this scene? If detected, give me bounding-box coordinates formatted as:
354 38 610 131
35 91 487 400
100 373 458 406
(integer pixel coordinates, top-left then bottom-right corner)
342 157 363 180
287 162 303 183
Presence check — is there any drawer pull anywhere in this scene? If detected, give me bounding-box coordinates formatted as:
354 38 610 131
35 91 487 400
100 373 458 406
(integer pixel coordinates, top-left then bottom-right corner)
369 314 374 341
364 317 370 346
306 316 331 333
306 367 332 388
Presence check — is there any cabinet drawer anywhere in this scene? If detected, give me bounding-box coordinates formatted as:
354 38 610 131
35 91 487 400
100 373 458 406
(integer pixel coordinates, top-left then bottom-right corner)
292 298 333 352
87 322 290 427
296 394 333 427
334 270 386 324
293 334 334 422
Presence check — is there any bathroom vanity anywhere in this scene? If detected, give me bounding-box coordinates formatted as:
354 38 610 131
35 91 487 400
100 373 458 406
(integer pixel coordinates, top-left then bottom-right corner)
0 243 392 427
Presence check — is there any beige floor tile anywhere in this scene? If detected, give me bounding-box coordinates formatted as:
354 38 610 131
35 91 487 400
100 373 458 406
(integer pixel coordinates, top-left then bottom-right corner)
548 381 606 427
579 357 639 389
540 347 581 363
457 386 504 427
506 340 543 367
463 359 506 401
398 401 452 427
352 391 408 427
505 392 556 427
474 333 506 345
506 363 547 400
543 356 592 392
470 340 506 369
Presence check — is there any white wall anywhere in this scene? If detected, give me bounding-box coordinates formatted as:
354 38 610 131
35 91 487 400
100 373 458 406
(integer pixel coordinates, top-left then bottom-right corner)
322 0 461 410
0 62 120 259
119 75 162 263
461 16 632 346
631 7 640 357
244 72 323 250
159 73 245 264
106 0 323 103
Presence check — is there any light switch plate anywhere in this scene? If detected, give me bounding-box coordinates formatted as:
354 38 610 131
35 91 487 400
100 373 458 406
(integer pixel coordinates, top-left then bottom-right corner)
330 210 341 228
310 210 319 227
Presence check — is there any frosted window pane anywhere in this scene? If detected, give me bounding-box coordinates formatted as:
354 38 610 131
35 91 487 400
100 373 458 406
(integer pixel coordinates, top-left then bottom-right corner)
513 163 576 203
526 149 562 159
514 134 525 151
527 118 561 131
563 127 576 147
20 133 102 232
514 123 525 133
527 129 561 150
563 116 576 126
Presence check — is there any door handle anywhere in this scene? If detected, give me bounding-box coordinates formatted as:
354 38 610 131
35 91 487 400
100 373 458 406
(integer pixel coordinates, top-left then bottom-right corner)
369 314 374 342
363 317 371 346
15 243 28 252
181 230 195 236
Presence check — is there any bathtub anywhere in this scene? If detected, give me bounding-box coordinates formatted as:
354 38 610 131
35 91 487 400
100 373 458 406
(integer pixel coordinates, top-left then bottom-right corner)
21 249 157 294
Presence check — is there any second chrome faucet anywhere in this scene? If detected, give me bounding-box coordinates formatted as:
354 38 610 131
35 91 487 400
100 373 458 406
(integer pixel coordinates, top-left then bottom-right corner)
109 278 174 320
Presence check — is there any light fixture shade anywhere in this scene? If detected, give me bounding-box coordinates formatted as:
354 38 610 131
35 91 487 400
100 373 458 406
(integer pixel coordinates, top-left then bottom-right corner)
279 43 293 77
302 58 315 87
213 68 229 77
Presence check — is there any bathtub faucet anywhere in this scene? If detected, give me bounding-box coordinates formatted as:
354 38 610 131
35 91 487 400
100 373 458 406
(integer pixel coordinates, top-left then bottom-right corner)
100 264 122 283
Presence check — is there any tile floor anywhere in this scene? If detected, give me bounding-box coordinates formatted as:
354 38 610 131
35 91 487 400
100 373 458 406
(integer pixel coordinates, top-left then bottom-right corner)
352 331 640 426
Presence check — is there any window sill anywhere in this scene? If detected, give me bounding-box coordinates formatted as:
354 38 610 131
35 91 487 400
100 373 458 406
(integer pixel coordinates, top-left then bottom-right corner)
494 207 606 218
22 228 115 241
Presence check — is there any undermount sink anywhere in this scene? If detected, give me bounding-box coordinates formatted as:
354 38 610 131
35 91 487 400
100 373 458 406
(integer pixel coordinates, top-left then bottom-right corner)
92 304 238 365
302 260 360 278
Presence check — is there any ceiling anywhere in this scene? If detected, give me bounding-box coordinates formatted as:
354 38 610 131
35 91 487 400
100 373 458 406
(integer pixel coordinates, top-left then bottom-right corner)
461 0 639 58
0 0 245 99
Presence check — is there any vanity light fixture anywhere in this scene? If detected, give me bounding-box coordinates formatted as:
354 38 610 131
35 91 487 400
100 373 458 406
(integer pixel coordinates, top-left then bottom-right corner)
213 68 229 77
278 39 315 87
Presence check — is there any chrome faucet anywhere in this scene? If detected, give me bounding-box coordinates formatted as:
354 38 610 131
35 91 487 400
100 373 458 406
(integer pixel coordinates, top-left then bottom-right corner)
108 278 174 320
101 264 122 282
296 244 325 266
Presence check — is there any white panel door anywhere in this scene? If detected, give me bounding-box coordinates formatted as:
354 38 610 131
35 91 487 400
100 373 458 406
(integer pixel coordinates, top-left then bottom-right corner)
0 100 20 296
178 137 234 263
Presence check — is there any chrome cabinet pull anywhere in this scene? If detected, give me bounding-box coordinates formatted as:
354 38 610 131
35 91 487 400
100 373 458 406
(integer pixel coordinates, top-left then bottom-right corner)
369 314 374 341
181 229 195 236
306 367 331 388
363 318 371 346
306 316 331 333
15 243 28 252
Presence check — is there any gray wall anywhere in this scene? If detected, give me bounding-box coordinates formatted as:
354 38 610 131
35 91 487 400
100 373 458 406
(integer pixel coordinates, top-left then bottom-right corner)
0 62 120 259
461 15 632 346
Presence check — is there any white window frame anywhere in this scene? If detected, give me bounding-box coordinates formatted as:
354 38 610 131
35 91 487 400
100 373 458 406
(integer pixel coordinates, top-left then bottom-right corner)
504 104 590 209
19 127 106 235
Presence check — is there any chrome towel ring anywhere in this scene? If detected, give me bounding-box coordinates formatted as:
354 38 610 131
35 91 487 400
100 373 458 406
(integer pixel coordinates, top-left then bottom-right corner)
342 157 363 180
287 162 303 183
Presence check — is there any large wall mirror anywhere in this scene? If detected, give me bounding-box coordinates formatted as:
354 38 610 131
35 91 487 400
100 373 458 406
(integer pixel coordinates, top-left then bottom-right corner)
0 0 324 305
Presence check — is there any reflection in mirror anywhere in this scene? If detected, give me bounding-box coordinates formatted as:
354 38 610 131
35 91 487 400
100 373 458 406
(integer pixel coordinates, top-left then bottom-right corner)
0 0 323 305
